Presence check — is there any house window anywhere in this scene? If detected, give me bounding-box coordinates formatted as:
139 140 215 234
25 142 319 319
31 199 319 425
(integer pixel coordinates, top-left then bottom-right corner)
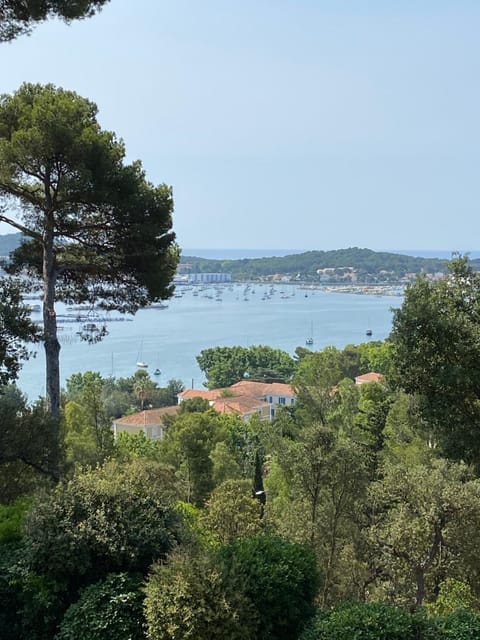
270 408 275 418
268 396 273 403
290 398 295 405
279 397 286 405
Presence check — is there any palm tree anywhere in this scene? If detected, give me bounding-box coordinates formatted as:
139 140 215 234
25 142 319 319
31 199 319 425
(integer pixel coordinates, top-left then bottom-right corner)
133 370 156 410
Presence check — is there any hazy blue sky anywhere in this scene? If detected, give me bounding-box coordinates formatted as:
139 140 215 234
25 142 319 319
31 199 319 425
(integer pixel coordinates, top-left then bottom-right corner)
1 0 479 251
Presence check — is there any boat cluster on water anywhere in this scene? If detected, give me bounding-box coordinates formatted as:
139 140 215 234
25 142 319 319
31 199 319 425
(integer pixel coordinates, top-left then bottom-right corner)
315 284 404 296
172 281 302 303
172 281 405 301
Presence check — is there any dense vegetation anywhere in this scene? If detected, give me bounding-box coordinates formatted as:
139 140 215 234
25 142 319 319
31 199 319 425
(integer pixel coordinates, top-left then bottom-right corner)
1 258 480 638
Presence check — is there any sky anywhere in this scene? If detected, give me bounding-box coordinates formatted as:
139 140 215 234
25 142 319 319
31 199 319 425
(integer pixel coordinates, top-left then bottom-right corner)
1 0 480 252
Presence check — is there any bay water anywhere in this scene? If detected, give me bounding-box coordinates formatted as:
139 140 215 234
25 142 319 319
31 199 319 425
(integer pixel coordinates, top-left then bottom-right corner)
13 245 480 401
17 283 402 401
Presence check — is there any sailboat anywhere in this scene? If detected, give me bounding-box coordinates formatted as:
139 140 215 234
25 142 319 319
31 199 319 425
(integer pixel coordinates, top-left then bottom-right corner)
108 353 115 379
136 339 148 368
306 321 314 346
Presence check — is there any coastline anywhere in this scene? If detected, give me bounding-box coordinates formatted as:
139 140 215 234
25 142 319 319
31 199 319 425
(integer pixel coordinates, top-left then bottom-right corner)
300 284 404 296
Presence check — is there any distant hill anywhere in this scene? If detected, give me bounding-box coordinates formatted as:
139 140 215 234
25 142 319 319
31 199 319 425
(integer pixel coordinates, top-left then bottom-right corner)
0 237 474 282
180 247 453 281
0 232 23 256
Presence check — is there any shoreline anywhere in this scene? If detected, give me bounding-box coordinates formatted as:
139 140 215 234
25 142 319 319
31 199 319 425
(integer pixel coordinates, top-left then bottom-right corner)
303 284 405 296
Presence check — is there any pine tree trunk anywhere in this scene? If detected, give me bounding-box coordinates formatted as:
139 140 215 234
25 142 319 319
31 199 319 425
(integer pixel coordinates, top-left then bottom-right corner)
42 212 61 418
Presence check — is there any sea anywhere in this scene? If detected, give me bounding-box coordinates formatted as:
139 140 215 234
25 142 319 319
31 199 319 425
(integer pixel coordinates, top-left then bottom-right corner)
14 247 477 401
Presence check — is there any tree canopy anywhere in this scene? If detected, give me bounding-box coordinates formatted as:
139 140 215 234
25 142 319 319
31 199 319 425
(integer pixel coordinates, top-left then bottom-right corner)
145 549 255 640
0 385 61 499
24 459 182 589
389 256 480 463
0 0 110 41
0 83 178 416
197 344 295 388
221 534 319 640
0 277 40 384
368 459 480 608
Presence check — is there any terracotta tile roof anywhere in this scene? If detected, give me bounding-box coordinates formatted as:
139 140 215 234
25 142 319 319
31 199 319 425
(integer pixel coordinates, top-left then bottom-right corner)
266 382 296 396
176 380 296 420
355 372 383 384
212 395 267 415
229 380 295 397
113 405 179 426
178 389 222 401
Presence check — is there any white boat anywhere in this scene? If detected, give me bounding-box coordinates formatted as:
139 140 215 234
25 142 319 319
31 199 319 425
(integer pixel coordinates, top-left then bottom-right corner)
136 339 148 367
306 321 314 346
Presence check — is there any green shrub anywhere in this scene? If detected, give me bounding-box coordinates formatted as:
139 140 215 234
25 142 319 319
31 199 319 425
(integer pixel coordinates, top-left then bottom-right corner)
427 579 477 617
0 497 32 544
304 602 417 640
435 609 480 640
145 549 255 640
0 554 23 640
221 534 319 640
56 573 145 640
300 603 480 640
25 460 182 589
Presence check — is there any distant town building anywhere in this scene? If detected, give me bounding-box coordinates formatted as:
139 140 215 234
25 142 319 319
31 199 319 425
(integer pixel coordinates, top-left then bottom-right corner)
187 273 232 283
173 274 189 284
316 266 357 283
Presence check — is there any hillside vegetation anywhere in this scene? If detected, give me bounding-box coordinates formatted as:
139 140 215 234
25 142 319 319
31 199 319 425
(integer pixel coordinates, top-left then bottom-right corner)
181 247 459 280
1 234 475 280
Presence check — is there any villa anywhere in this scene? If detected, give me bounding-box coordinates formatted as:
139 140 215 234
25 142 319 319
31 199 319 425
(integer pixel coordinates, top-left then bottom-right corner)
113 380 297 441
178 379 296 421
